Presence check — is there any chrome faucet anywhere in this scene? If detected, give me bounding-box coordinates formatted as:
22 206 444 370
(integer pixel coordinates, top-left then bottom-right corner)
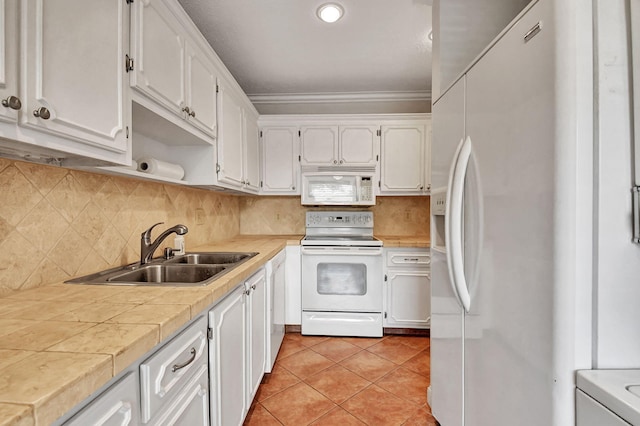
140 222 188 264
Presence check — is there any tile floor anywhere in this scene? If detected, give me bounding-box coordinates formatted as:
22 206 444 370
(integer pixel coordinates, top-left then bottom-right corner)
244 333 438 426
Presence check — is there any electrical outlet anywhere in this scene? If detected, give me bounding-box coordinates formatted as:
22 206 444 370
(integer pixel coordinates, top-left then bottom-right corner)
404 210 411 220
276 213 281 221
195 208 206 225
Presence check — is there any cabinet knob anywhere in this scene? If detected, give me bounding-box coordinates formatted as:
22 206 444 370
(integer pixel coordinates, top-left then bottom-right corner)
189 109 196 118
333 160 338 165
1 96 21 110
251 284 256 290
246 180 250 186
419 185 424 190
33 107 51 120
181 106 191 114
292 186 295 190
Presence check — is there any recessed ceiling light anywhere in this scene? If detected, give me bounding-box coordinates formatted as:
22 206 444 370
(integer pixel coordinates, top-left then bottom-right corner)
317 3 344 23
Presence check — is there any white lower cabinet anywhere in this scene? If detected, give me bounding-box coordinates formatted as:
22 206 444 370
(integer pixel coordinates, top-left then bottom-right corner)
266 249 286 372
384 248 431 329
151 365 209 426
284 245 301 325
64 372 140 426
141 315 208 425
209 268 267 426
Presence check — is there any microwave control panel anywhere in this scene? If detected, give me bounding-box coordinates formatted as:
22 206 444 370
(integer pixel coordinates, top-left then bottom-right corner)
360 177 373 201
306 211 373 228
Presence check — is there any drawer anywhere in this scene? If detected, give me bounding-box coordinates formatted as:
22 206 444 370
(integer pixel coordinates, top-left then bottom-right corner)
386 249 430 267
65 372 139 426
140 316 207 423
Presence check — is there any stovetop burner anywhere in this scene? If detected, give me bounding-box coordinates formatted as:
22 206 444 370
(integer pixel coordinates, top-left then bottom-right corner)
302 211 382 247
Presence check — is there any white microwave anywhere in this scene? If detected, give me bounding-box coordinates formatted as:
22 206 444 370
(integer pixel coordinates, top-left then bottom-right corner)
301 172 375 206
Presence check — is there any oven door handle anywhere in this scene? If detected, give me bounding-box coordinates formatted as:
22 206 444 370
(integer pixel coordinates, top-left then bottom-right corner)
301 247 383 256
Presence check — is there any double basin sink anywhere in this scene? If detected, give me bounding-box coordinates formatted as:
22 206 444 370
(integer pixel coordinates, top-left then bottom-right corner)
66 252 258 287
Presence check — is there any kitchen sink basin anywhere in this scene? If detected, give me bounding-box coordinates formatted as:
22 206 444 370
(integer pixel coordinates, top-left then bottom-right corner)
107 264 226 284
165 252 257 265
65 251 258 287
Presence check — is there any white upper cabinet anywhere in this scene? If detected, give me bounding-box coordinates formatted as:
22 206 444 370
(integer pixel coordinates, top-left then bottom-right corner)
216 81 259 192
300 124 378 167
0 0 19 123
244 109 260 193
260 126 300 194
339 125 379 166
380 122 430 194
300 125 338 166
130 0 217 140
185 43 218 137
20 0 129 152
217 83 244 188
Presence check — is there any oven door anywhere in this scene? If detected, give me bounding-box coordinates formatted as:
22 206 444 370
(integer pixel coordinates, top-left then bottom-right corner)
301 246 383 312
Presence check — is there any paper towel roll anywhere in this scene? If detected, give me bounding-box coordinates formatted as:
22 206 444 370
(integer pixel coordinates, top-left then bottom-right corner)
137 158 185 180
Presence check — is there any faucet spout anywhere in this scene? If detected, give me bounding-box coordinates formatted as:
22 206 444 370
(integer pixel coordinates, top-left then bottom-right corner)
140 223 188 264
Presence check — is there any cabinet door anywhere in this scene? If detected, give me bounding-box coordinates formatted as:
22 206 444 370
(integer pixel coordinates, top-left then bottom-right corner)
216 83 244 188
209 286 246 426
65 372 139 426
130 0 185 117
386 269 431 328
424 119 432 192
380 125 426 194
261 126 300 194
153 366 209 426
243 111 260 193
21 0 128 152
185 42 217 137
339 125 379 166
300 126 338 166
284 246 301 325
246 269 267 405
0 0 19 123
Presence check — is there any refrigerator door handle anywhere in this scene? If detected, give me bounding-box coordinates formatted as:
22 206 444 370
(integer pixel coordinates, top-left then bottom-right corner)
449 136 473 312
445 137 466 308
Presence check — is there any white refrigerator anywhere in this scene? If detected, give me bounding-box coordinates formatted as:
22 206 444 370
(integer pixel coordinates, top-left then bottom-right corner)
430 0 595 424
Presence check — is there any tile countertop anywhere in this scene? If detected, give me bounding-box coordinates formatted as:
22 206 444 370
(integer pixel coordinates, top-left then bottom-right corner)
0 235 301 426
377 236 430 248
0 234 428 426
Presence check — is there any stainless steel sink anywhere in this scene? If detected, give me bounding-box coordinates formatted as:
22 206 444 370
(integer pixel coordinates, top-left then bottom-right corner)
65 251 258 286
107 264 227 284
165 252 257 265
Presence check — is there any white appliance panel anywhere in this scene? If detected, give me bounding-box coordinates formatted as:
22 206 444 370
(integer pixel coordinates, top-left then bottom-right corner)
430 75 465 426
463 2 557 424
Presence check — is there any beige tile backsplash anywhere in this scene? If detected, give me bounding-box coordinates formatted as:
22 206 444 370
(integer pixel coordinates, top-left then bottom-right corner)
0 158 240 295
0 158 429 294
239 195 430 237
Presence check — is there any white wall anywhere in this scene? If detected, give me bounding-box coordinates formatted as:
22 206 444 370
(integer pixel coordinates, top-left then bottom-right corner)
594 0 640 368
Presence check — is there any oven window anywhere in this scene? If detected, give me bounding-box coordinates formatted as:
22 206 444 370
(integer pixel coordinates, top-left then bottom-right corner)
317 263 367 295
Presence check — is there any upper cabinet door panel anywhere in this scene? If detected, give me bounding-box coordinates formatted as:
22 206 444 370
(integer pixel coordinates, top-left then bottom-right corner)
0 0 19 123
131 0 185 116
21 0 128 152
217 83 244 187
185 42 217 137
261 126 299 194
300 126 338 166
339 125 379 166
244 113 260 192
380 125 426 193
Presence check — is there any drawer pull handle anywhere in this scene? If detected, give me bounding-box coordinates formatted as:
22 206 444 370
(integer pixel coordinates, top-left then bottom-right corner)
172 348 196 372
404 258 420 262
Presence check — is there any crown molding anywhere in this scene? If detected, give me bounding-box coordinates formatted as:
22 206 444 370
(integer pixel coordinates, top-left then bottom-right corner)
247 91 432 105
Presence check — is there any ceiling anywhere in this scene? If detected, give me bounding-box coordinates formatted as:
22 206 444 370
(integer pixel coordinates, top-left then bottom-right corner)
177 0 432 114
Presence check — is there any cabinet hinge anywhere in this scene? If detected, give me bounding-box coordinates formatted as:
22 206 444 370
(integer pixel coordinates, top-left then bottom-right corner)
216 163 221 173
260 181 263 188
298 155 301 162
298 130 301 137
216 85 219 93
125 54 134 73
384 274 388 282
126 126 129 139
207 328 213 340
378 180 381 188
376 154 379 162
260 130 263 138
384 312 388 319
126 0 134 3
377 129 381 137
